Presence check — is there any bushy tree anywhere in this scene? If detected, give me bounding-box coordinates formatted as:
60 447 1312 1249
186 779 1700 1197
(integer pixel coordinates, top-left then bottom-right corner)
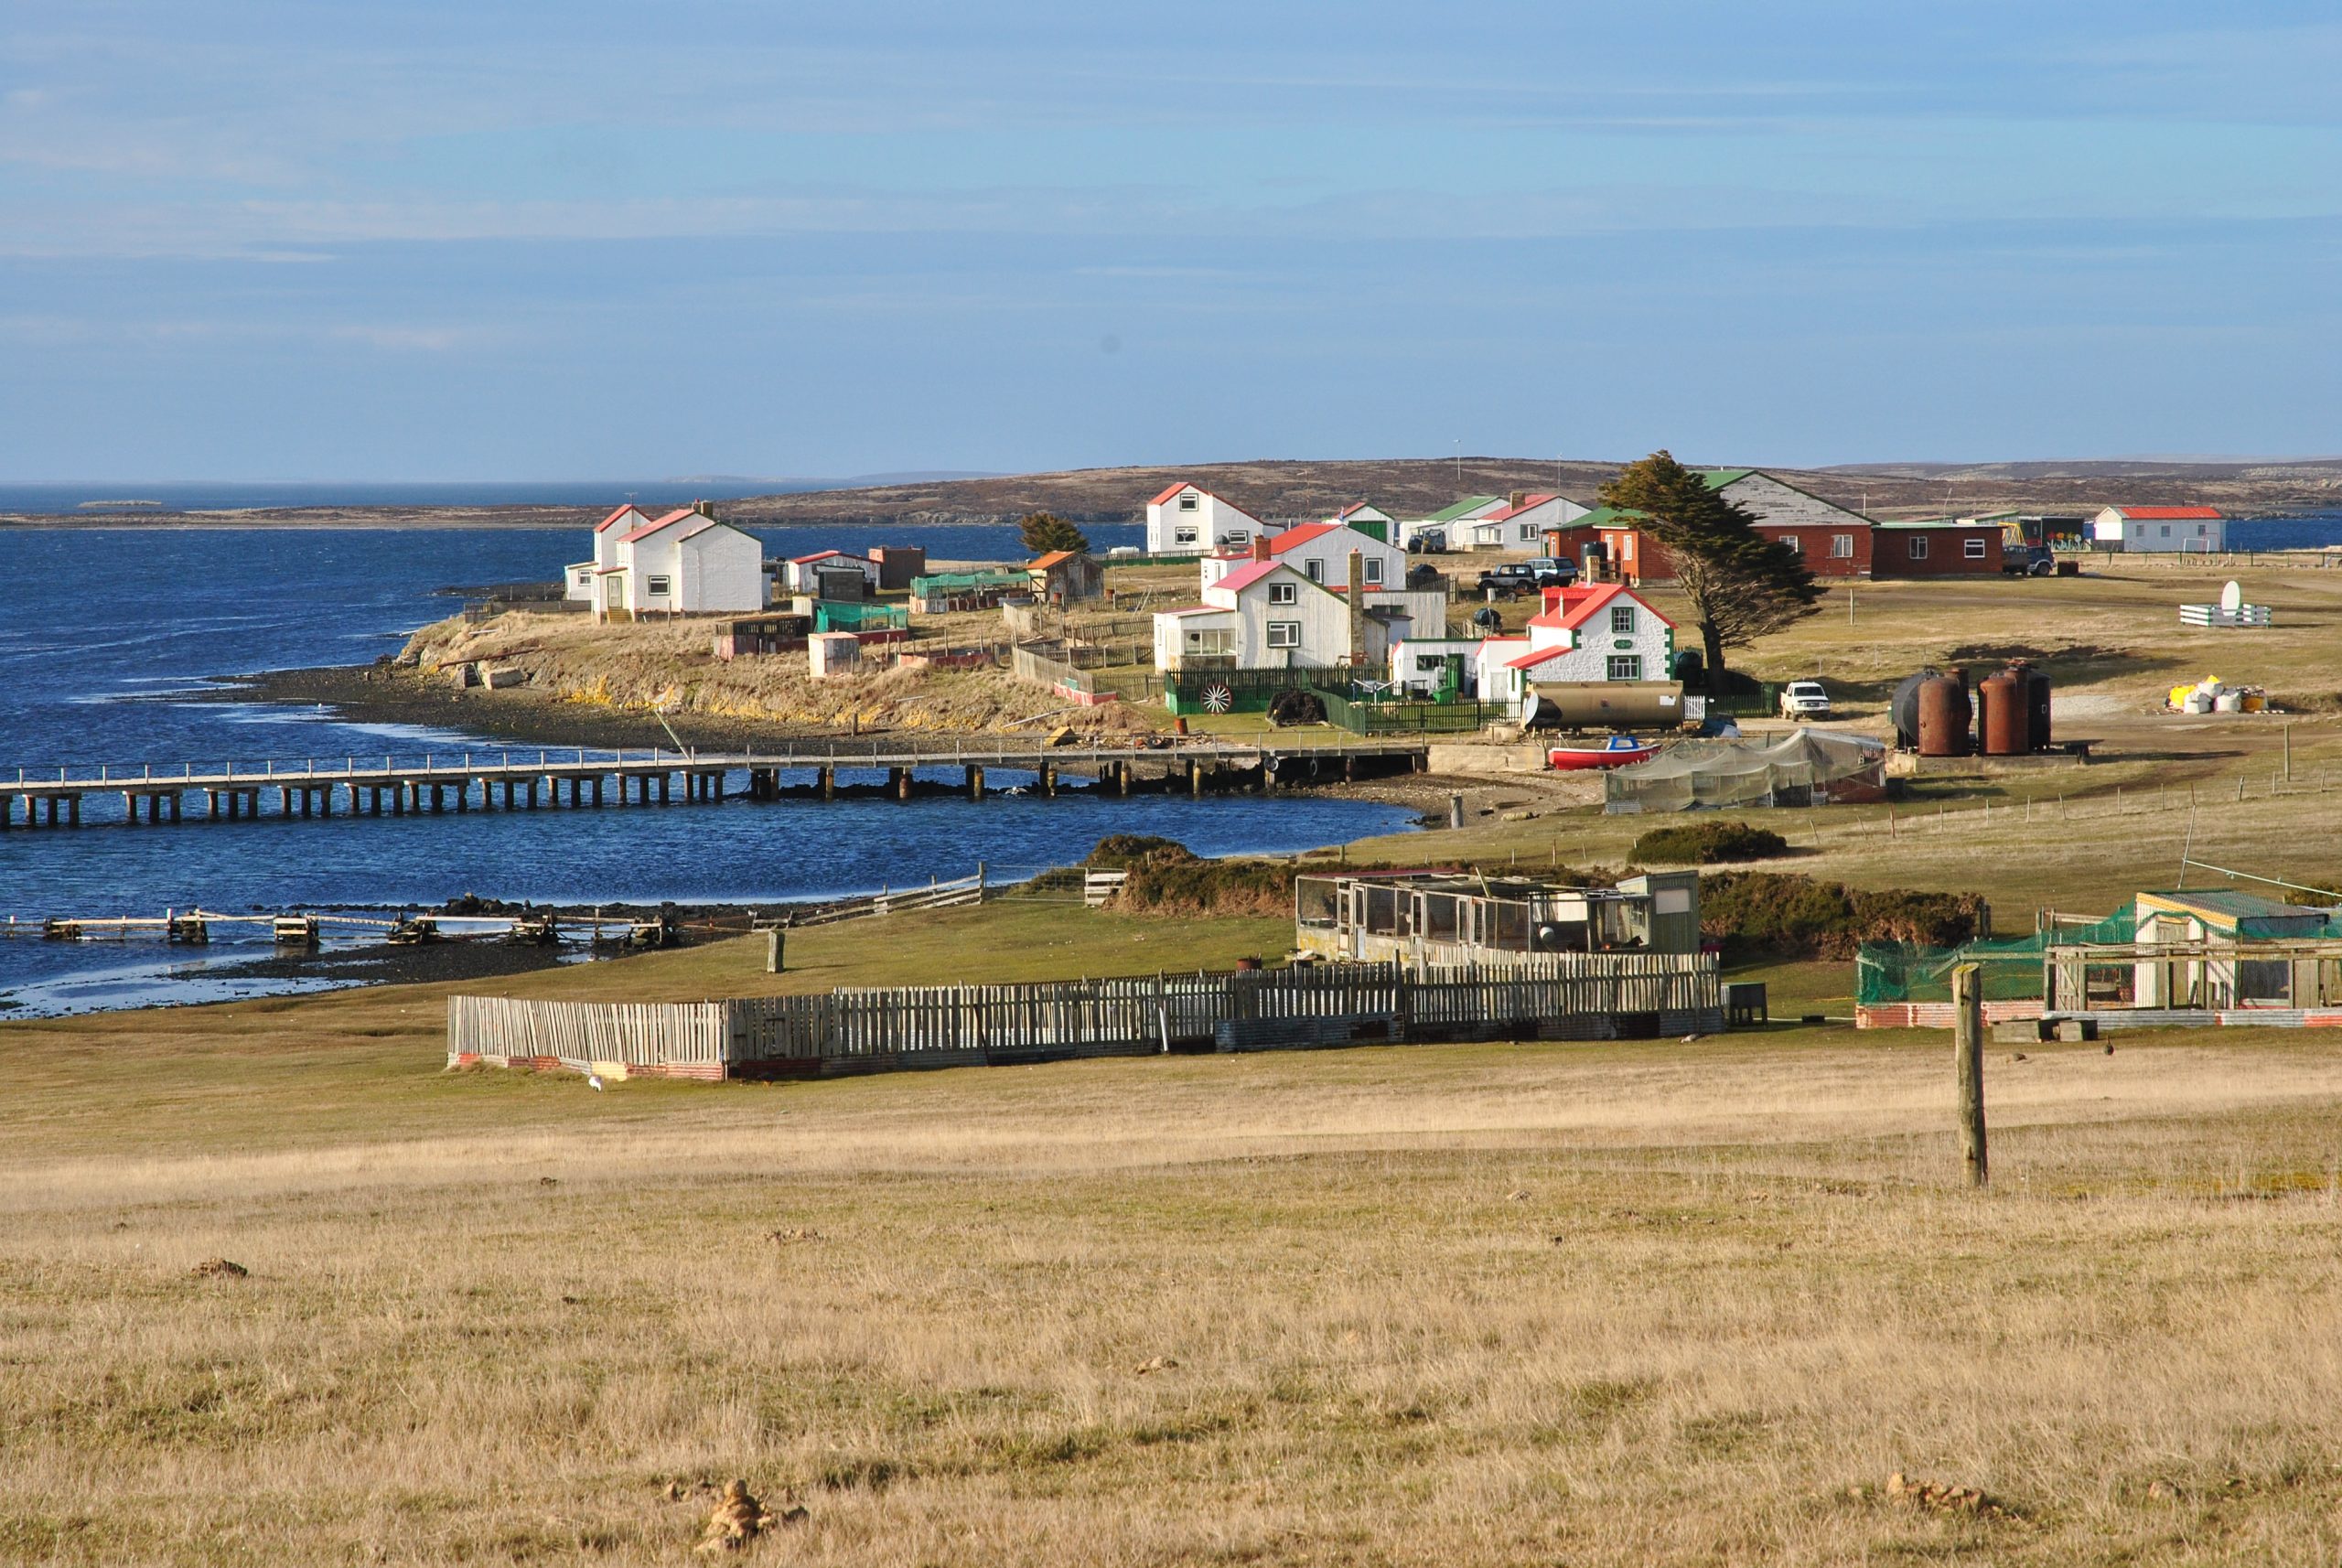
1018 511 1090 555
1598 451 1821 687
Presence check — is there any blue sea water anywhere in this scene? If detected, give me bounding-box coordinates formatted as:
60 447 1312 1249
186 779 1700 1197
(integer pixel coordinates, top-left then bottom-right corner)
0 522 1407 1015
0 478 982 515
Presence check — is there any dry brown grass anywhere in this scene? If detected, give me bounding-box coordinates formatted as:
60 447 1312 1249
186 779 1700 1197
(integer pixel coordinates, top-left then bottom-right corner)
9 901 2342 1563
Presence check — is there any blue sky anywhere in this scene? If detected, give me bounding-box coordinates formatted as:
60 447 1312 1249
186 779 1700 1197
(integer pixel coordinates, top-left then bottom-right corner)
2 2 2337 479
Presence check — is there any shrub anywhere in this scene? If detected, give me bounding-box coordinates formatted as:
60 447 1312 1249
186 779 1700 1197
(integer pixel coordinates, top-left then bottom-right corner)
1628 821 1790 865
1082 835 1198 871
1119 857 1294 918
1701 872 1987 959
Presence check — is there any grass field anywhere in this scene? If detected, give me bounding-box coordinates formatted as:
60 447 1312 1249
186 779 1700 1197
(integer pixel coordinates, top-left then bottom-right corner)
18 555 2342 1562
9 903 2342 1564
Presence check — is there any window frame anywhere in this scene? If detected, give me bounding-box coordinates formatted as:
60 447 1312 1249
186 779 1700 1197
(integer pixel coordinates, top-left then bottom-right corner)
1605 654 1643 681
1264 619 1303 650
1609 605 1635 635
1963 536 1987 559
1831 533 1853 558
1907 535 1929 560
1267 581 1298 606
1178 492 1198 511
645 574 673 596
1363 557 1383 585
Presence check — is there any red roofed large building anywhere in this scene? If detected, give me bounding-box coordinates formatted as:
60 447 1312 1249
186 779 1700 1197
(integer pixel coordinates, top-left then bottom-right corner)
1474 583 1676 715
567 502 765 621
2092 505 2226 553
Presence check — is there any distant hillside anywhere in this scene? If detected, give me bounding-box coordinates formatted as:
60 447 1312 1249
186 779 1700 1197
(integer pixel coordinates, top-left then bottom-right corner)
723 456 2342 528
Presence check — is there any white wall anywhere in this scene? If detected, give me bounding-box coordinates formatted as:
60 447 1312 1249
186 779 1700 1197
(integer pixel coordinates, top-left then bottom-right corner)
1390 638 1482 695
1513 595 1673 684
679 524 766 612
2096 507 2225 552
1284 527 1407 592
1146 487 1262 553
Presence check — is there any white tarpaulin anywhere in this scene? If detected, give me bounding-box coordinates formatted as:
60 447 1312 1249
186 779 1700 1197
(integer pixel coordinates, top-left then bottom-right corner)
1604 728 1887 813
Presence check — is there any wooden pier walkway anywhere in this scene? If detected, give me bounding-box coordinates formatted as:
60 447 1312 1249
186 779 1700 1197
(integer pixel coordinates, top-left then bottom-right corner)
0 739 1427 829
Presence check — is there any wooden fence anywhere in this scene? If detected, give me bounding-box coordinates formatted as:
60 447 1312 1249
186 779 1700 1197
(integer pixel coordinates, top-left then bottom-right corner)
783 869 987 928
448 953 1724 1081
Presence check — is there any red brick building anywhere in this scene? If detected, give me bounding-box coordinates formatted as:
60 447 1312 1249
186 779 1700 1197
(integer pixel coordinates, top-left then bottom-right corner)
1869 521 2004 577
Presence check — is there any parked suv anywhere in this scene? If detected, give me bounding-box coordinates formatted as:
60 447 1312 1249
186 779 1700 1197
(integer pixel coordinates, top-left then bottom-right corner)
1778 679 1832 719
1476 557 1577 596
2002 543 2056 576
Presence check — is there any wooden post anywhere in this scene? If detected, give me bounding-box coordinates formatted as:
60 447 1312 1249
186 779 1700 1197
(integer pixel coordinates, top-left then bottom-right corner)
1951 961 1988 1189
766 928 785 974
2283 723 2293 781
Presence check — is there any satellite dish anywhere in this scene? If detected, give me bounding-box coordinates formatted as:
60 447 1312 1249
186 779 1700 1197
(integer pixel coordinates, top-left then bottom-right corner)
2220 580 2243 612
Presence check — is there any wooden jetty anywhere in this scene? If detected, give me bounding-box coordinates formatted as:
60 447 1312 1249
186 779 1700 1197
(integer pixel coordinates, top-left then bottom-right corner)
0 740 1427 830
4 908 669 947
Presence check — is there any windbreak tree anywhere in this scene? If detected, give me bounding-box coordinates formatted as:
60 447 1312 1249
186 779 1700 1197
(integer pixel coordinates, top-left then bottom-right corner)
1597 451 1821 688
1018 511 1090 555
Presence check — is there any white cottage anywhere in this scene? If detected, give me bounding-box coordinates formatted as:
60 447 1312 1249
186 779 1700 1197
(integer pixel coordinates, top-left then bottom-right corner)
1201 522 1406 594
782 550 882 594
1466 492 1591 550
566 504 653 602
1153 560 1396 672
2092 505 2226 553
1475 584 1674 714
1145 483 1266 555
593 506 766 622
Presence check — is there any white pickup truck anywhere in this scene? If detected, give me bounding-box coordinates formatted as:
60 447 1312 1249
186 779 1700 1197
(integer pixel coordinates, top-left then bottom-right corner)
1778 679 1832 719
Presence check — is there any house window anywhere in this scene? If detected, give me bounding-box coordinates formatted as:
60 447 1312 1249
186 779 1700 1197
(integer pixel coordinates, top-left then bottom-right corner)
1179 493 1198 510
1224 530 1249 549
1265 620 1302 650
1304 558 1323 583
1609 605 1634 634
646 575 672 596
1606 655 1643 681
1268 581 1297 605
1831 534 1853 558
1175 527 1199 545
1363 557 1383 585
1186 628 1233 654
1907 536 1929 560
1964 537 1987 559
1519 523 1538 542
1415 654 1446 673
2160 524 2172 538
1778 533 1802 553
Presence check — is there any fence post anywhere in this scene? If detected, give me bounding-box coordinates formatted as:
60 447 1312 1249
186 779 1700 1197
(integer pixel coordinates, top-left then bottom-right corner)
1951 961 1988 1188
767 928 785 974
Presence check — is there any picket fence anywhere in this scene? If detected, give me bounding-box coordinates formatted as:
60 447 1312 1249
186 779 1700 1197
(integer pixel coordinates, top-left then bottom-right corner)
448 953 1724 1081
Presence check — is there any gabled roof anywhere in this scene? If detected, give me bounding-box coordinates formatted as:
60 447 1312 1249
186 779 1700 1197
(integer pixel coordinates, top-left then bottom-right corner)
1580 505 1648 530
596 504 648 532
1426 496 1502 523
2110 505 2223 520
1149 481 1201 507
1155 604 1230 618
1211 559 1305 596
1696 468 1756 489
789 549 874 565
1527 581 1675 633
1028 549 1084 569
1482 493 1561 523
617 508 706 544
1333 501 1387 521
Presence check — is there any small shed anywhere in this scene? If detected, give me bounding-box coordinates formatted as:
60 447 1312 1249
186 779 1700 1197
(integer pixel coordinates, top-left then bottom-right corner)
808 631 864 679
712 612 812 660
1028 550 1104 604
870 545 928 591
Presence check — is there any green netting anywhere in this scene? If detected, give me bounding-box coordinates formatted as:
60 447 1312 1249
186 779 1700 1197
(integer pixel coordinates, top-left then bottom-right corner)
1855 909 2137 1005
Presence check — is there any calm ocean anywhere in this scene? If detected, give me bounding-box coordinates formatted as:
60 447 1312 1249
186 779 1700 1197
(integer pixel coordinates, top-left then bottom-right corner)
0 521 1411 1015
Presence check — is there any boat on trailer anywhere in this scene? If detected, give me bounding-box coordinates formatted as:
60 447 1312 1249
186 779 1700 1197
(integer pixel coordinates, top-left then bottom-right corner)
1546 735 1659 771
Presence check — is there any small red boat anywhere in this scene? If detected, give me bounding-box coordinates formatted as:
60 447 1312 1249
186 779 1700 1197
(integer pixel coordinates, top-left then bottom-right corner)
1547 735 1659 771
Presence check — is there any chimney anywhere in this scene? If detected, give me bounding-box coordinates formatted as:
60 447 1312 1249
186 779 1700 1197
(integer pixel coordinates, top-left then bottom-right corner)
1251 535 1272 562
1347 549 1366 665
1509 491 1527 509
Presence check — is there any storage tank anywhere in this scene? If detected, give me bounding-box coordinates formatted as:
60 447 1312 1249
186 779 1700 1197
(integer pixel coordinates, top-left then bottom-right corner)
2016 662 2052 750
1521 681 1687 730
1890 671 1935 750
1978 668 2026 756
1917 673 1972 757
1579 541 1608 583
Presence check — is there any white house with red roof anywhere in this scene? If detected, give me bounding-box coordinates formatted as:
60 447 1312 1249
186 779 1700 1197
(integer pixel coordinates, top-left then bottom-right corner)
2092 504 2226 553
1145 482 1266 554
1474 583 1675 714
1200 521 1407 594
1463 492 1590 550
781 550 882 594
1153 558 1406 673
566 504 654 601
587 504 765 621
